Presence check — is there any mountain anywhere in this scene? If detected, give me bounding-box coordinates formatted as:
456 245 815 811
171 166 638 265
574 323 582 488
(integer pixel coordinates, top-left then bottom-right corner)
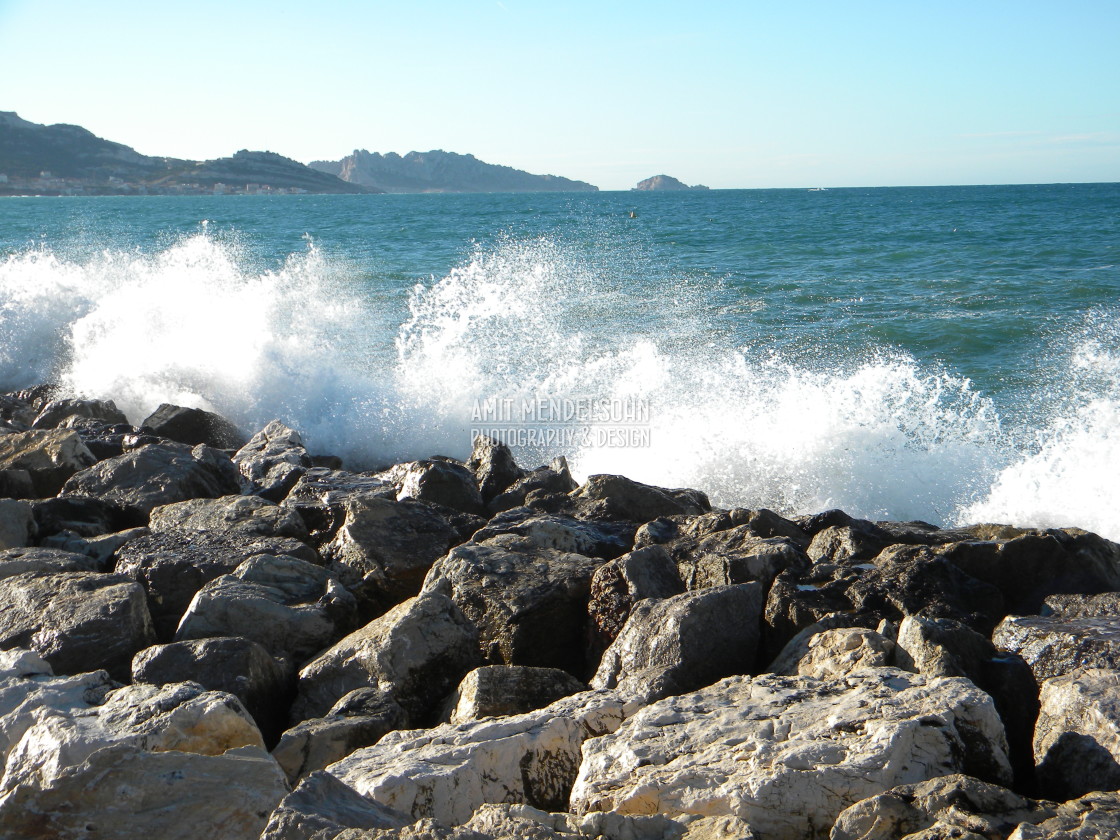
633 174 709 191
0 112 368 195
310 149 598 193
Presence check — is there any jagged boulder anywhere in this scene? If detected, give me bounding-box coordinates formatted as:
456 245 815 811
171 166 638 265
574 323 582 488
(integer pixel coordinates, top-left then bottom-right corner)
140 402 246 449
393 458 486 515
993 614 1120 683
0 428 97 495
291 592 481 724
470 510 634 559
570 474 710 522
235 419 312 501
31 494 138 538
570 669 1012 840
31 397 128 430
488 458 578 514
37 525 149 569
61 441 242 515
675 531 810 591
467 435 524 503
1033 668 1120 800
175 554 357 664
260 771 410 840
591 583 764 702
445 666 589 723
282 467 396 542
1008 791 1120 840
794 626 896 679
149 494 309 541
587 544 685 651
0 546 101 577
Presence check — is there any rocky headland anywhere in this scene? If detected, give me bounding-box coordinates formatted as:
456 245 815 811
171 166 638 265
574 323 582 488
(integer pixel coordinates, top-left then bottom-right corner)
632 175 709 191
2 387 1120 838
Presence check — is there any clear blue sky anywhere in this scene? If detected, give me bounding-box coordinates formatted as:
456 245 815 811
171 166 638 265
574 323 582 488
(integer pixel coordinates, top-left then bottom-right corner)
1 0 1117 190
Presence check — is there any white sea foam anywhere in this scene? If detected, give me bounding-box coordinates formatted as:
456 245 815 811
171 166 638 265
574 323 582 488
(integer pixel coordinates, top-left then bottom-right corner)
2 231 1118 539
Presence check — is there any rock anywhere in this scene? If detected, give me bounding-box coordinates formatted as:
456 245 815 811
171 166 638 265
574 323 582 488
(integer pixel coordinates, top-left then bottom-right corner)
0 428 97 495
0 742 288 840
570 474 711 522
326 690 634 825
140 402 246 448
149 493 310 541
795 627 896 679
591 583 764 702
175 554 358 664
235 419 312 501
467 435 524 504
807 522 894 565
488 459 578 514
30 397 128 429
37 525 149 568
445 666 589 723
260 770 410 840
291 592 480 724
675 530 811 592
895 615 1040 789
674 508 809 547
0 569 155 679
830 774 1056 840
322 494 459 613
59 416 156 460
132 636 294 742
115 529 318 641
1008 791 1120 840
0 498 33 549
570 669 1012 840
471 510 635 559
993 614 1120 683
760 568 871 666
423 538 607 676
0 546 101 577
767 613 888 675
394 458 486 516
0 468 34 499
282 467 396 542
272 689 406 785
1043 591 1120 618
31 494 139 538
587 545 685 651
61 441 242 515
1032 668 1120 800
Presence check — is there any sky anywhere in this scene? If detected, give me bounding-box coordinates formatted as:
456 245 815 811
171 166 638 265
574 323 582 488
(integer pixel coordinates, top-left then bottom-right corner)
1 1 1118 190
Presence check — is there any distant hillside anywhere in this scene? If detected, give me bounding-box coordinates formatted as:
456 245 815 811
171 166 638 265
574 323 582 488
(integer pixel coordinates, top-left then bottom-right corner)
0 112 368 195
310 149 598 193
633 174 709 191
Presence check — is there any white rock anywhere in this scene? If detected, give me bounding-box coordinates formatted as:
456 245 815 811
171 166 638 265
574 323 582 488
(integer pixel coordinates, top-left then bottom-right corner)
1034 667 1120 800
795 627 896 679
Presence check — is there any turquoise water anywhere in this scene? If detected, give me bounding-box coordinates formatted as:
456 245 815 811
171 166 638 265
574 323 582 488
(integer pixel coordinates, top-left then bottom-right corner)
2 185 1119 535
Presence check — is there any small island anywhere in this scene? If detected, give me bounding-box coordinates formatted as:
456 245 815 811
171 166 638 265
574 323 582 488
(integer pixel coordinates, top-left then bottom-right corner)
632 174 709 191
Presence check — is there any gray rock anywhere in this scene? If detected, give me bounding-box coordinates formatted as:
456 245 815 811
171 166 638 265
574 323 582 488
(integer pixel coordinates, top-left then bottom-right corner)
807 523 893 565
260 770 410 840
322 494 459 613
272 689 407 784
423 538 607 676
766 613 887 675
31 397 128 429
175 554 357 664
291 592 481 724
235 419 312 501
0 569 155 679
0 546 101 577
0 498 33 549
794 626 896 679
31 494 137 538
830 774 1056 840
0 428 97 495
61 441 242 515
993 614 1120 683
37 525 149 568
488 459 578 514
759 568 870 666
140 402 246 448
1033 668 1120 800
570 474 710 522
149 493 310 541
591 583 763 702
446 666 589 723
132 636 293 741
282 467 396 542
115 529 318 641
467 435 524 504
470 510 634 559
1008 791 1120 840
675 530 811 591
395 458 486 516
570 669 1012 840
1043 591 1120 618
588 545 685 651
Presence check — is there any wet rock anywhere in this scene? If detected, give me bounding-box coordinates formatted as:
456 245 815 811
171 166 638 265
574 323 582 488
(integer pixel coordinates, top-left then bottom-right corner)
282 467 396 542
323 494 459 613
0 498 33 549
176 553 358 664
794 626 896 679
445 665 589 723
807 522 894 565
488 458 578 514
467 435 524 504
235 419 312 501
115 530 319 641
260 770 410 840
150 493 310 541
1033 668 1120 800
31 494 139 538
291 592 481 724
31 397 128 430
587 544 685 651
830 774 1056 840
272 688 407 784
570 669 1012 839
591 583 764 702
140 402 246 449
61 441 242 515
570 474 711 522
1043 591 1120 618
132 636 294 743
1008 791 1120 840
0 428 97 496
423 538 607 676
394 458 486 516
993 614 1120 683
0 569 155 679
327 690 634 825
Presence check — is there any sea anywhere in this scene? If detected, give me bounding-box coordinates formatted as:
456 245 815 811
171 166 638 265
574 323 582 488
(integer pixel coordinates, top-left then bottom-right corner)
1 184 1119 537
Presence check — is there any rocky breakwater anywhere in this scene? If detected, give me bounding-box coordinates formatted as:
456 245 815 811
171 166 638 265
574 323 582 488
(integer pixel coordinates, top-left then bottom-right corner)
3 389 1120 838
